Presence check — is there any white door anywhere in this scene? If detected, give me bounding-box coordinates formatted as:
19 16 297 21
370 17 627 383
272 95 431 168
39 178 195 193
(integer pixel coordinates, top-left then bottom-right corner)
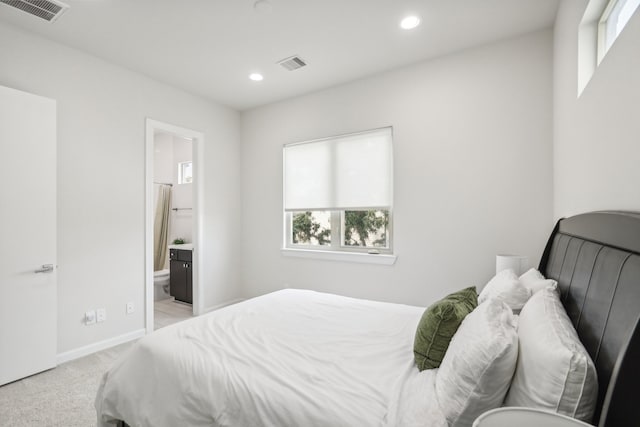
0 85 57 386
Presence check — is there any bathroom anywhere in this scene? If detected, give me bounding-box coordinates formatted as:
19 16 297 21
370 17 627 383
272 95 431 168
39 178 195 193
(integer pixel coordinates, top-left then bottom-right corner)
153 130 194 328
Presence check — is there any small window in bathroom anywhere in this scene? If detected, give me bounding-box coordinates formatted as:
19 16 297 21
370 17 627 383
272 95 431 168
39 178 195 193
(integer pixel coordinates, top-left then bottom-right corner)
178 161 193 184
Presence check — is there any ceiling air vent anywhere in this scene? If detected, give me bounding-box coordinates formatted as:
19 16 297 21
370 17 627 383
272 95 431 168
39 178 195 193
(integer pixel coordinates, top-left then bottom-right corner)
277 55 307 71
1 0 69 22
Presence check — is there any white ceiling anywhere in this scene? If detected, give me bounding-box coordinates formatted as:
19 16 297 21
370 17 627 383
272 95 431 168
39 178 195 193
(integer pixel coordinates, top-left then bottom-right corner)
0 0 560 111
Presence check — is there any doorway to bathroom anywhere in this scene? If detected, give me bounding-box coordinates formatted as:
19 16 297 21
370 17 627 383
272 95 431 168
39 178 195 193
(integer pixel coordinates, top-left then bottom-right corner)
145 119 204 334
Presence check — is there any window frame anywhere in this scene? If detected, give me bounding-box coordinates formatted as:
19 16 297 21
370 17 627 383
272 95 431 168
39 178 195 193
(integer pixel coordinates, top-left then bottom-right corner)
178 160 193 184
282 126 394 259
284 209 394 254
597 0 640 63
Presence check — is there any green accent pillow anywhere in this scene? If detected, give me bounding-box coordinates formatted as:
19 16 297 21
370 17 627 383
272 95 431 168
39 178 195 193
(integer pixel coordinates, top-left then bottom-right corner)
413 286 478 371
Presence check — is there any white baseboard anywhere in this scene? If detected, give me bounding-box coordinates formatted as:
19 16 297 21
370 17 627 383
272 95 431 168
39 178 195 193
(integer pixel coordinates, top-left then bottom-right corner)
57 299 244 365
56 328 146 365
201 298 245 314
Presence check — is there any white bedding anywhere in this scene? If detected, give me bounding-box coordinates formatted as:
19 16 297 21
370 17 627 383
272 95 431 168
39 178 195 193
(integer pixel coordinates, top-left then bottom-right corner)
95 289 447 427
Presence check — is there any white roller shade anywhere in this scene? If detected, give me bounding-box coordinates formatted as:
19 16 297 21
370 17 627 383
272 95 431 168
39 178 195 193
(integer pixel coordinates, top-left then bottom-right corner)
284 127 393 211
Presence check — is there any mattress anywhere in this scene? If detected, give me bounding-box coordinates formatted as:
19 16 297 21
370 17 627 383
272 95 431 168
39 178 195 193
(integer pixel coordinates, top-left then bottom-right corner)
95 289 447 427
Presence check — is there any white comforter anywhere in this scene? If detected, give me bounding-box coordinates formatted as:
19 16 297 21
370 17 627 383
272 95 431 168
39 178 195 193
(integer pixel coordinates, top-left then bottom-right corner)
95 289 447 427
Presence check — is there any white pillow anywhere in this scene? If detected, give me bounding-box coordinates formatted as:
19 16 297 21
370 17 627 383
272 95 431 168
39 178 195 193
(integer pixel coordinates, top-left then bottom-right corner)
504 287 598 422
436 298 518 427
519 268 558 294
478 269 531 311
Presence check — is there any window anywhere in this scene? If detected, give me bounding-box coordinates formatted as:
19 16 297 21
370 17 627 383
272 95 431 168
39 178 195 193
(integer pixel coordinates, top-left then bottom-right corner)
288 209 390 250
283 127 393 256
178 161 192 184
598 0 640 62
578 0 639 95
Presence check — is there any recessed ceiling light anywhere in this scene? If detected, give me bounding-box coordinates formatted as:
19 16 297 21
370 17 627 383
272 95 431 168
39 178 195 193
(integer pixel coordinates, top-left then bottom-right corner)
400 16 421 30
249 73 264 81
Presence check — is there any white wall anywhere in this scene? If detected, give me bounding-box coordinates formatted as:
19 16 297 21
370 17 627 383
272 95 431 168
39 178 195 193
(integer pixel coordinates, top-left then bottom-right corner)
170 135 193 244
153 132 174 271
153 133 174 186
0 23 241 354
153 132 194 246
553 1 640 218
240 30 554 307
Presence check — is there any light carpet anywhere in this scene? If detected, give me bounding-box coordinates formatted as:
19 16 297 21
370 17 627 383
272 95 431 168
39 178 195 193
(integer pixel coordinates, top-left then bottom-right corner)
0 342 133 427
0 300 193 426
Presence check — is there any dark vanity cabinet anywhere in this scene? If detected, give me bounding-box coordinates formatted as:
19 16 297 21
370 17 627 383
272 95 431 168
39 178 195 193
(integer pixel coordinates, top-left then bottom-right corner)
169 249 192 304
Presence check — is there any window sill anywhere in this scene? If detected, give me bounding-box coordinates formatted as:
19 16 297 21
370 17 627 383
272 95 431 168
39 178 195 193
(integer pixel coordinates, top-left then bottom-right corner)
281 248 397 265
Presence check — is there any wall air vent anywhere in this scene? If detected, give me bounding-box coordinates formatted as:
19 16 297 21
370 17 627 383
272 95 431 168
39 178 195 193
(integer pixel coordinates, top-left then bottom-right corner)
277 55 307 71
0 0 69 22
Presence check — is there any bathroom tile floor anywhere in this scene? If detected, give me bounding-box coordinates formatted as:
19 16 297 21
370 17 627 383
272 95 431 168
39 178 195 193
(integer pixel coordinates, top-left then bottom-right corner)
154 298 193 330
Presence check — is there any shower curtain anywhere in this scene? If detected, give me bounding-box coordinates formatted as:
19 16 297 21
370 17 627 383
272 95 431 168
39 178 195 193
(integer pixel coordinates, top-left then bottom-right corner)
154 184 172 271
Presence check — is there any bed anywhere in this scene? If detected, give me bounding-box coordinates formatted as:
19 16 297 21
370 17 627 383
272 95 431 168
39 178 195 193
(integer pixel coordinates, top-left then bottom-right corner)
539 211 640 427
96 289 441 426
96 211 640 427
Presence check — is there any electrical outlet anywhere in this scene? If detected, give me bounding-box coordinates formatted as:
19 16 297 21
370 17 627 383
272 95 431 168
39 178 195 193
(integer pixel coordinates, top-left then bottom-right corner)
85 310 96 325
97 308 106 322
126 302 135 315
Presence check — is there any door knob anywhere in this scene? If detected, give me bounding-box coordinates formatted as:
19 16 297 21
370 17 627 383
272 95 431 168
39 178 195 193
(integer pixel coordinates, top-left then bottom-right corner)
35 264 54 273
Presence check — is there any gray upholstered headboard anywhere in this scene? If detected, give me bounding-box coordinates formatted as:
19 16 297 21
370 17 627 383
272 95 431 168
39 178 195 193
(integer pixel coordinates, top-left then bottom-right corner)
539 211 640 427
